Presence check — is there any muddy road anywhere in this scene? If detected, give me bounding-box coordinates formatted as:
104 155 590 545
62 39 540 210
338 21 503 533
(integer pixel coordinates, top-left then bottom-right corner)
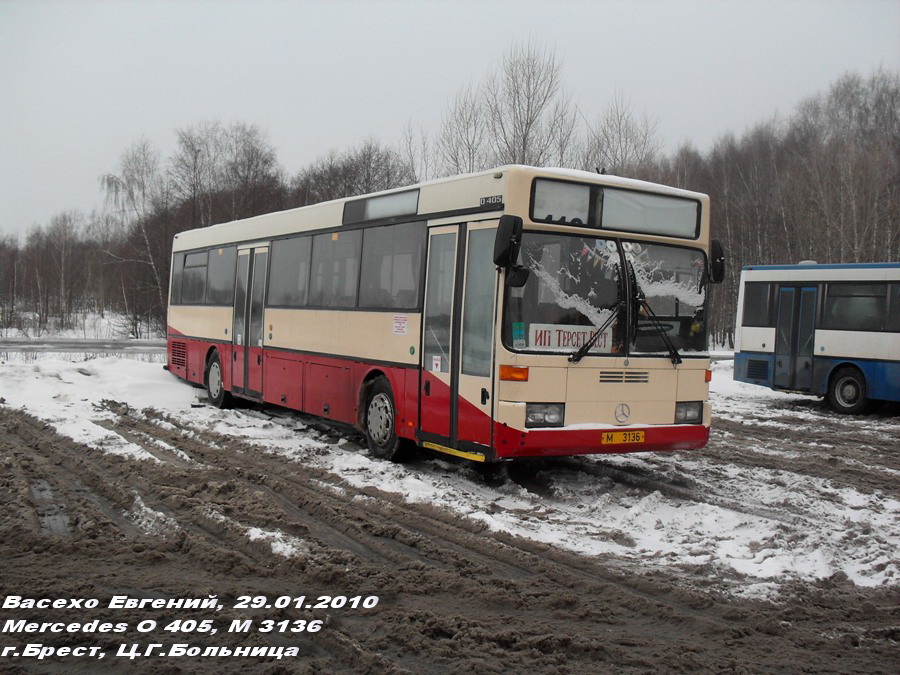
1 386 897 674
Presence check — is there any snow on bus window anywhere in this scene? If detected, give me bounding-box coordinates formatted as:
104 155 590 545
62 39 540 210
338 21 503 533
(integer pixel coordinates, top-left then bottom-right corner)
504 233 621 354
625 241 707 353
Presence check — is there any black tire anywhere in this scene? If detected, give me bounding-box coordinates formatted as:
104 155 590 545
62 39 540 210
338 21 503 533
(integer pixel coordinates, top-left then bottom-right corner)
826 367 869 414
205 351 233 409
363 377 410 461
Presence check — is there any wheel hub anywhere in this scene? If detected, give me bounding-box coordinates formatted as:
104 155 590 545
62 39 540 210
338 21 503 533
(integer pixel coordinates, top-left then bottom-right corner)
208 362 222 399
837 378 859 406
367 393 393 446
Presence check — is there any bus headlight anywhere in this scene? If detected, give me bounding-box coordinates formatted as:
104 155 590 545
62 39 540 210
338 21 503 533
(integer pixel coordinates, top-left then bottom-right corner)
674 401 703 424
525 403 565 428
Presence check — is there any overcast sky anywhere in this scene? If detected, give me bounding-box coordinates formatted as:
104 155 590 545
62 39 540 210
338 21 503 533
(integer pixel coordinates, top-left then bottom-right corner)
1 0 897 238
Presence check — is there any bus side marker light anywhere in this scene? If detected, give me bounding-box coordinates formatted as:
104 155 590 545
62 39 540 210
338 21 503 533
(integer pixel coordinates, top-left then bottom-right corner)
500 365 529 381
705 369 712 383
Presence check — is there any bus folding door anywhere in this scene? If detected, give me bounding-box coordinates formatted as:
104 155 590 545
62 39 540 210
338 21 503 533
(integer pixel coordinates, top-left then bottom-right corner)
419 222 497 460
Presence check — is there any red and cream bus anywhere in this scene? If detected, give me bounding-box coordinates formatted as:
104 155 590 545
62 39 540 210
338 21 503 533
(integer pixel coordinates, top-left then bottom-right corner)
167 165 724 462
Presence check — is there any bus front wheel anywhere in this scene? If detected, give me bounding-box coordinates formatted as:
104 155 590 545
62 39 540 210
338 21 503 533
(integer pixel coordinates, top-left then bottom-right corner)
205 351 233 409
826 367 869 414
364 377 409 461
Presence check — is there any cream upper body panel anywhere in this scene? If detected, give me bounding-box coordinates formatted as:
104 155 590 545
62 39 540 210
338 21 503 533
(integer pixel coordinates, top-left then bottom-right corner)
266 309 421 365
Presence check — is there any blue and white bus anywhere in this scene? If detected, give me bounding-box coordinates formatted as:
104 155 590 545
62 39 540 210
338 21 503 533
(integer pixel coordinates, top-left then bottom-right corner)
734 263 900 413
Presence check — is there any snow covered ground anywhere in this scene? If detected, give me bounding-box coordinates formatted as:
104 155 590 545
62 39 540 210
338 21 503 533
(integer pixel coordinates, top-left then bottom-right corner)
0 353 897 598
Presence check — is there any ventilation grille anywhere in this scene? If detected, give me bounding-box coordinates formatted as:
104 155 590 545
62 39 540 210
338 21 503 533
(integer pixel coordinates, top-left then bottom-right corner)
746 359 769 380
170 341 187 368
598 370 650 384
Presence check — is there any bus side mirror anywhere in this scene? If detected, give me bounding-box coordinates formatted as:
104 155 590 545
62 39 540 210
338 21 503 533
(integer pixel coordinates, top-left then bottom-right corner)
709 239 725 284
494 215 523 267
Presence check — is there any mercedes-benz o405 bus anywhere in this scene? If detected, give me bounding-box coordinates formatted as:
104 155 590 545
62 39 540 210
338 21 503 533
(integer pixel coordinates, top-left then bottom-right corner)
167 166 725 461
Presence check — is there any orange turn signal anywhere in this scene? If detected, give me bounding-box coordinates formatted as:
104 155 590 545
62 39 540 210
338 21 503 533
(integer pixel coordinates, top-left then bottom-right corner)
705 369 712 383
500 365 529 381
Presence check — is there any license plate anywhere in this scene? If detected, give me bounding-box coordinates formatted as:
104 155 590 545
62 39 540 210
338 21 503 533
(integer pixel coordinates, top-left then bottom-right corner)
601 430 645 444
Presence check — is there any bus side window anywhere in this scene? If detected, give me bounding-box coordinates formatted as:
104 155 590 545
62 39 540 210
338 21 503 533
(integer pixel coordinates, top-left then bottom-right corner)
359 221 425 310
742 282 772 327
181 251 208 304
823 283 886 331
309 230 362 308
206 246 237 305
268 237 311 307
170 253 185 304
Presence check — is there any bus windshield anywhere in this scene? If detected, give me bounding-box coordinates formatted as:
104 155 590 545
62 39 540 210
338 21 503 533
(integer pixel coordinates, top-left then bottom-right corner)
626 241 707 354
504 233 623 354
502 232 707 356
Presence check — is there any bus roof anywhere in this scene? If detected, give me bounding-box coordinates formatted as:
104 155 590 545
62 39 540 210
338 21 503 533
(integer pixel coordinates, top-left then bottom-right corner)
741 263 900 271
172 165 709 253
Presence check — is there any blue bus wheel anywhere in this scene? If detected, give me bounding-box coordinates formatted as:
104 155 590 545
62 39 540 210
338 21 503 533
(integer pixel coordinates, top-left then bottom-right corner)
826 367 869 415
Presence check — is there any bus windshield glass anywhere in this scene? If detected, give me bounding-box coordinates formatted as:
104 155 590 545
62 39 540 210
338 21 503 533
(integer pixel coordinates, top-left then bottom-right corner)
502 233 708 355
504 233 623 355
626 241 707 354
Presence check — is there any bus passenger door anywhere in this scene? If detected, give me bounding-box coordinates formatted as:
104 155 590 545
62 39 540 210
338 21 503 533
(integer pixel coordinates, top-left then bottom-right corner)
794 287 817 391
419 223 497 459
774 285 817 391
420 227 457 441
456 223 498 451
232 245 269 398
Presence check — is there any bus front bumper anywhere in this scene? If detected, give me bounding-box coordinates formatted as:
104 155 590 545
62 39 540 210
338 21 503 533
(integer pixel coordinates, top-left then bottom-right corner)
492 422 709 460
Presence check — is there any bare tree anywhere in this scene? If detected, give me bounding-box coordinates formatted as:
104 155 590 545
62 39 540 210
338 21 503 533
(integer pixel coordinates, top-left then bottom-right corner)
438 83 491 174
100 140 168 320
483 41 577 166
45 211 85 326
168 121 224 227
291 140 415 207
581 92 662 175
400 121 436 182
0 233 20 332
221 122 282 220
785 69 899 263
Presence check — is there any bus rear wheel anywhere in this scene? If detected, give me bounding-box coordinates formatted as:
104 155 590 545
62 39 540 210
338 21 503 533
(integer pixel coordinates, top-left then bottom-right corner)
826 367 868 414
364 377 410 461
205 351 233 409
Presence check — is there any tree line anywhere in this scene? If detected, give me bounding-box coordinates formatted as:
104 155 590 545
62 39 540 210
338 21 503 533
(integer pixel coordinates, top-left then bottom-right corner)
0 43 897 345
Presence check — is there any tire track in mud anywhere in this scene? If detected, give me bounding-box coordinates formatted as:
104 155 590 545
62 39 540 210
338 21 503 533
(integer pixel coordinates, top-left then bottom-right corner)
0 407 404 671
496 407 900 563
97 404 773 669
122 404 748 608
710 413 900 495
2 403 898 673
116 405 639 591
119 400 899 608
0 414 145 541
104 403 475 573
109 404 900 670
521 454 808 528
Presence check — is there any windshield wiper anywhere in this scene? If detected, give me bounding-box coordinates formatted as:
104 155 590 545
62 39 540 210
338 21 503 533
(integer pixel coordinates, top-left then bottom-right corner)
627 263 682 366
568 301 621 364
569 261 624 364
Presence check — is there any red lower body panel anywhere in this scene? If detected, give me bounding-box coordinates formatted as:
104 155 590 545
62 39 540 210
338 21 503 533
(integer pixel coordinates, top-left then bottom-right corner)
167 331 417 441
167 330 230 387
168 331 708 461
